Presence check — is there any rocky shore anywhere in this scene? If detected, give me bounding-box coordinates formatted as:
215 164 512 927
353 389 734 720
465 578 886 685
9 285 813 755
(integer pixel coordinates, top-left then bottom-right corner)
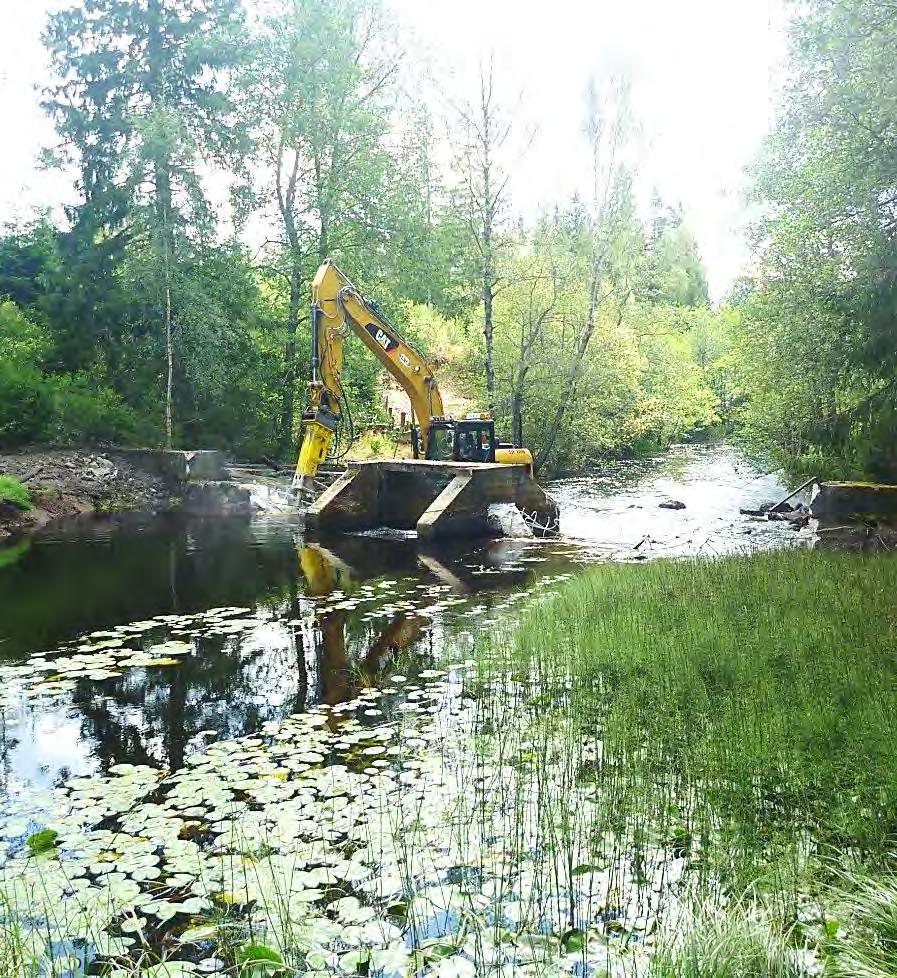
0 448 171 542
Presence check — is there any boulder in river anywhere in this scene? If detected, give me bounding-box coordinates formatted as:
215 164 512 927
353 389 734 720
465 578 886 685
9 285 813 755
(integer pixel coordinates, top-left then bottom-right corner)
658 499 686 510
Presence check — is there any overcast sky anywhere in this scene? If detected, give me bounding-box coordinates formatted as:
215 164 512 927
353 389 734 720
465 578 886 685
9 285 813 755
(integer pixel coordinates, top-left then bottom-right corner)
0 0 789 300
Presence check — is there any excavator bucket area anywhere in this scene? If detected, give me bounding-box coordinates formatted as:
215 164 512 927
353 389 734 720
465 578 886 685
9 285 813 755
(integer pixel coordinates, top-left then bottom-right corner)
303 459 559 541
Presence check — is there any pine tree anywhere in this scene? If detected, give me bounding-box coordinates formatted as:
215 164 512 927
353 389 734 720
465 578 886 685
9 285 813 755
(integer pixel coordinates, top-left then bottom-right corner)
43 0 246 447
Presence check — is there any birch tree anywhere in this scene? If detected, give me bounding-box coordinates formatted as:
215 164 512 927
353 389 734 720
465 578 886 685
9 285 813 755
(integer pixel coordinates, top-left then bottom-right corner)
244 0 399 455
453 60 522 414
533 77 642 473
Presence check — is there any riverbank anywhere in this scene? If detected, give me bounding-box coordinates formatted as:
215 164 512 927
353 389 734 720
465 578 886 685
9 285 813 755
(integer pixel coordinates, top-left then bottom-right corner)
0 448 172 542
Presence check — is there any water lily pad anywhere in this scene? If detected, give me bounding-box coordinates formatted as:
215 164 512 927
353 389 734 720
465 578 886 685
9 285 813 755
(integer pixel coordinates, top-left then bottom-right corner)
235 943 285 975
26 829 59 854
179 923 219 943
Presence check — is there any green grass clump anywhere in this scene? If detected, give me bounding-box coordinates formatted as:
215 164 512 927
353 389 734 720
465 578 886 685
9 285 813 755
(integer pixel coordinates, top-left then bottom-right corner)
827 868 897 977
490 551 897 880
0 476 31 512
651 901 811 977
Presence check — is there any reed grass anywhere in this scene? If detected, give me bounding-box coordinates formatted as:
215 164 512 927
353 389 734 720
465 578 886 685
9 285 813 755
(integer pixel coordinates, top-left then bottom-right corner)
485 550 897 884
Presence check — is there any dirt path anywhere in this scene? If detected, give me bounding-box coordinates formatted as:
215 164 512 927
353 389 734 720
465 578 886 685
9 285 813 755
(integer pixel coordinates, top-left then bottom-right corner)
0 448 170 542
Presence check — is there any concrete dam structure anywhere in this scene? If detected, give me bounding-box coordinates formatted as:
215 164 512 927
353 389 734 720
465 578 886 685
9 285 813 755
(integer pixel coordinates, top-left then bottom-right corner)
304 460 559 540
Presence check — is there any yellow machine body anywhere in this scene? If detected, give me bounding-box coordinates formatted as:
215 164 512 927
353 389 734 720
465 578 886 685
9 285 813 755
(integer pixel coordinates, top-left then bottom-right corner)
294 416 334 483
294 259 535 487
495 445 534 473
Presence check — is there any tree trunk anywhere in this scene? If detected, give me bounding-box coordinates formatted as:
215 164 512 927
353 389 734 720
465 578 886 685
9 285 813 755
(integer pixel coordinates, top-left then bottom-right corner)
164 275 172 448
148 0 175 449
316 153 329 262
511 387 523 447
482 161 495 413
534 269 607 474
278 259 302 456
154 159 175 450
510 321 525 447
276 142 303 458
483 260 495 413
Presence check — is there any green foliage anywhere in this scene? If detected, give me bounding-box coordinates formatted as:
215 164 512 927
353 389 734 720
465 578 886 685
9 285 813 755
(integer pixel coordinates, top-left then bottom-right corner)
650 902 809 977
0 300 139 448
25 830 58 855
43 0 248 448
642 198 709 308
0 478 32 513
0 540 31 570
0 0 719 463
489 209 720 472
735 0 897 479
827 868 897 977
235 942 285 975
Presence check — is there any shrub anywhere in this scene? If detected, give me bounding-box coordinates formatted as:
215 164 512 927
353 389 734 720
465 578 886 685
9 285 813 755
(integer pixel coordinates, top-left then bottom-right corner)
45 373 139 445
0 300 139 448
0 477 31 512
0 361 52 447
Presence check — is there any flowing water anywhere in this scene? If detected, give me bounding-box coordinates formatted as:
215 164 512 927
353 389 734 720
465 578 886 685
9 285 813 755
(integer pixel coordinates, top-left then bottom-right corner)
0 444 804 976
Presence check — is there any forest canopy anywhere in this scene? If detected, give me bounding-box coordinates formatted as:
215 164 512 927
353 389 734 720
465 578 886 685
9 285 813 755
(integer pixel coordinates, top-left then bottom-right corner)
0 0 891 479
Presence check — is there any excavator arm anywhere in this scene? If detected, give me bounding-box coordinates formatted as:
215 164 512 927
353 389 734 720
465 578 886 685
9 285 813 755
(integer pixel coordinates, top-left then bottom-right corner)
294 260 444 490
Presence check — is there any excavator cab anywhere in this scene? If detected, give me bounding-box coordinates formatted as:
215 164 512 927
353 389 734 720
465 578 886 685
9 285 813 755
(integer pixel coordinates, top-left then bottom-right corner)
420 418 497 463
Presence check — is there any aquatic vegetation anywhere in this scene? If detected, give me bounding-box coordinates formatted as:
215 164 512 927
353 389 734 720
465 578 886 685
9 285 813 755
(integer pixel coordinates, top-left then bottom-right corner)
490 550 897 876
5 541 897 977
824 868 897 978
649 899 813 978
0 571 585 976
0 658 609 976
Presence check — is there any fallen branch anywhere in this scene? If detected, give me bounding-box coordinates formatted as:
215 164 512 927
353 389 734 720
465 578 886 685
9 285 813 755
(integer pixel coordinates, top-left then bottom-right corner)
769 475 818 513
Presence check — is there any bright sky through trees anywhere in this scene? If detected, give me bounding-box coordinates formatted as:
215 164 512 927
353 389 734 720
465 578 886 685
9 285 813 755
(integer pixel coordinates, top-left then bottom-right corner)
0 0 787 300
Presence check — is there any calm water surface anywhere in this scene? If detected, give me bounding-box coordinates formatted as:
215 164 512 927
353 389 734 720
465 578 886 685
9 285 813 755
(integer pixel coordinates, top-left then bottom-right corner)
0 444 798 816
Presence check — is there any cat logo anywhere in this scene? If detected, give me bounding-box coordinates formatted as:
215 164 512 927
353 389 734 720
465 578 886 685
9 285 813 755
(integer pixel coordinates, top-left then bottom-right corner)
365 322 399 353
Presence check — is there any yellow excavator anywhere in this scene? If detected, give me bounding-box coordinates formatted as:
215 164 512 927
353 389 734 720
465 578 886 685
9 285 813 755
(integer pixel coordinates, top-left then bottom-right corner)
292 260 533 494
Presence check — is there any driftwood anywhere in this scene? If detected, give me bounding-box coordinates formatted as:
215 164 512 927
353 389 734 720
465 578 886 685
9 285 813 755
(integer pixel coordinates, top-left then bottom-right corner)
768 476 817 513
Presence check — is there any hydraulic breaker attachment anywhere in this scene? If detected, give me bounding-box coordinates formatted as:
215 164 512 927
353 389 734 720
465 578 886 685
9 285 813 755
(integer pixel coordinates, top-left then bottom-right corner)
292 418 335 492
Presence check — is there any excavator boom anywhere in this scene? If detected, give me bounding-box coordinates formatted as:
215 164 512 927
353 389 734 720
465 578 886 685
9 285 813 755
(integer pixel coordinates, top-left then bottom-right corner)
294 261 443 489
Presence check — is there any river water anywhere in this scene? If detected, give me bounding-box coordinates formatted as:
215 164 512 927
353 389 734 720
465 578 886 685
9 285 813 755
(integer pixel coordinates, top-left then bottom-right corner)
0 444 808 976
0 444 798 812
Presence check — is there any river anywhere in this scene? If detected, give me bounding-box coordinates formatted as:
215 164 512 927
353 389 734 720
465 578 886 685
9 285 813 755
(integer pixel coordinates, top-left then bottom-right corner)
0 444 805 976
0 444 799 809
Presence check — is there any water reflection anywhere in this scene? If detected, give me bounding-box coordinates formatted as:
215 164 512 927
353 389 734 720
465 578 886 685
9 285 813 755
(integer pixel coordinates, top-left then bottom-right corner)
0 523 557 802
0 444 801 814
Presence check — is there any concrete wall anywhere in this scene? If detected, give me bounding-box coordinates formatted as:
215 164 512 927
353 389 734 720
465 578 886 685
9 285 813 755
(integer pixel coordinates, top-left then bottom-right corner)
113 449 227 484
810 481 897 520
306 459 559 540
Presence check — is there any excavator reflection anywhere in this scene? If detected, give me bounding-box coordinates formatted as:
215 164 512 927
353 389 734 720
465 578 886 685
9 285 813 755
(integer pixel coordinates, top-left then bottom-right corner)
298 542 429 705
